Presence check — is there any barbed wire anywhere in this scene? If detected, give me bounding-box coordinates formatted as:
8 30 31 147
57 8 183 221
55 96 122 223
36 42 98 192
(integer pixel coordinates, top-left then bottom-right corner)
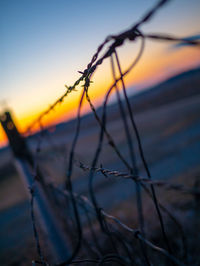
78 161 200 195
46 184 184 266
23 0 200 265
30 130 45 264
25 0 200 134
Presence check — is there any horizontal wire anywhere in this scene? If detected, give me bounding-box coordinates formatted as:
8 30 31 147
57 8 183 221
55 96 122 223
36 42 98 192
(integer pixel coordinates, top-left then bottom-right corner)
51 184 184 266
78 161 200 195
24 0 200 133
24 1 199 264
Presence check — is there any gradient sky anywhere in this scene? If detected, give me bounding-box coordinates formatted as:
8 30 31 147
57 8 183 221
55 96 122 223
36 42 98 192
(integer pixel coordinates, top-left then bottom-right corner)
0 0 200 146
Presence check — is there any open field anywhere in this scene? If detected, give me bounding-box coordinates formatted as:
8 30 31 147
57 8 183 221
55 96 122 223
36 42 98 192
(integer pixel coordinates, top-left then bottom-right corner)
0 68 200 264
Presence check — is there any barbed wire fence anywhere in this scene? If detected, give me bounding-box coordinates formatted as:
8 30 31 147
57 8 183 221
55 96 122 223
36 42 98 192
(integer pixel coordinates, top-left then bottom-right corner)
18 0 200 265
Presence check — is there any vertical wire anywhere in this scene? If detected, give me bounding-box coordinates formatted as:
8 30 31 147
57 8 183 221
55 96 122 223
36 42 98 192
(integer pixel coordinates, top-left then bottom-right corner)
110 54 150 266
62 89 86 265
30 127 45 265
114 49 172 254
86 82 122 254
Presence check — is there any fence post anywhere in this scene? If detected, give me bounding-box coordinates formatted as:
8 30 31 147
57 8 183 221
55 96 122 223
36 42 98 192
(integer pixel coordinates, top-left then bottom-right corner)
0 110 70 264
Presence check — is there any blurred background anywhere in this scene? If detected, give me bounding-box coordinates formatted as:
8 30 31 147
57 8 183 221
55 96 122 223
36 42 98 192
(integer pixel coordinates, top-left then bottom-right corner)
0 0 200 264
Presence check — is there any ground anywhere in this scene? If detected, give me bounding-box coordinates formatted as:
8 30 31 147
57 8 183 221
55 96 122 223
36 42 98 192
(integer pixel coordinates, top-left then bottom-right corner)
0 70 200 265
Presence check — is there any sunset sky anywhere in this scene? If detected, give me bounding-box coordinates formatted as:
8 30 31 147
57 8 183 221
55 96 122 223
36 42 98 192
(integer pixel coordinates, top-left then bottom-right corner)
0 0 200 146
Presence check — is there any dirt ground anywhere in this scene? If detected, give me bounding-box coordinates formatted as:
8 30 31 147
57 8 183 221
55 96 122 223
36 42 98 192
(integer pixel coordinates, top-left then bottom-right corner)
0 88 200 264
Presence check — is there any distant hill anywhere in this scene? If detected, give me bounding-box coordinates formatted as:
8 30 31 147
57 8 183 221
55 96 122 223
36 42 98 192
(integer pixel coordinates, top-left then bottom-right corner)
5 66 199 144
128 66 200 113
52 66 200 134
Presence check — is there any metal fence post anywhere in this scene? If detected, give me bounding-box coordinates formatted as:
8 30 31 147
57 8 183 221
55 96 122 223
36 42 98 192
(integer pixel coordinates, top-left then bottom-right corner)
0 110 70 264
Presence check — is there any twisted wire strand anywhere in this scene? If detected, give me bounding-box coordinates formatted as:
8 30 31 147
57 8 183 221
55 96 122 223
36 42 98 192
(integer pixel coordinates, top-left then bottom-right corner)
24 0 200 264
78 162 200 195
24 0 200 133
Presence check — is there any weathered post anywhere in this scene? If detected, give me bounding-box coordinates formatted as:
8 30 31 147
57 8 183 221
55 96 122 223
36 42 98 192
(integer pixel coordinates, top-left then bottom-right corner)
0 110 70 264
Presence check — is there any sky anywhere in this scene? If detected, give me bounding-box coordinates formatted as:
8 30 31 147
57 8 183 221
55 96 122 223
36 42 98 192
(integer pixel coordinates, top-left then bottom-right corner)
0 0 200 146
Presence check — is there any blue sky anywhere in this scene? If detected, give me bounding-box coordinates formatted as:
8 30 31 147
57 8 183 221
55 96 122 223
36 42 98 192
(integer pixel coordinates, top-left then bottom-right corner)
0 0 200 139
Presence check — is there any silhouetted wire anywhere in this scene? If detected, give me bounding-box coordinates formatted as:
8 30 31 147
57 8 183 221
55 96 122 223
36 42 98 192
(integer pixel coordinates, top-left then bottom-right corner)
103 209 144 264
78 162 200 195
72 172 134 262
84 79 130 170
52 184 184 265
84 34 145 172
59 89 86 265
30 189 45 265
110 54 138 173
80 202 103 257
103 216 182 265
144 33 200 46
110 53 150 266
137 234 184 266
102 213 122 254
114 38 188 259
86 84 113 224
25 0 173 134
102 223 137 264
86 37 112 70
25 0 200 135
86 88 151 263
77 161 191 263
23 0 199 264
114 48 173 255
84 82 124 256
132 0 171 29
141 185 188 263
54 184 137 264
83 37 146 263
83 40 185 265
79 155 188 262
30 129 46 265
84 78 136 259
77 160 191 263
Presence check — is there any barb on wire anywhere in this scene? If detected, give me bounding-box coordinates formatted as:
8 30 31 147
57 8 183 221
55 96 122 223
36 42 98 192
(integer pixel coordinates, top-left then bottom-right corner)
78 161 200 195
24 0 198 134
23 0 200 264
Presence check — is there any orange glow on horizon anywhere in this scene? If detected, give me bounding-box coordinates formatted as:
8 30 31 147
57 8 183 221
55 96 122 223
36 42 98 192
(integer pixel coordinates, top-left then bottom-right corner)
124 43 200 89
0 45 199 148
